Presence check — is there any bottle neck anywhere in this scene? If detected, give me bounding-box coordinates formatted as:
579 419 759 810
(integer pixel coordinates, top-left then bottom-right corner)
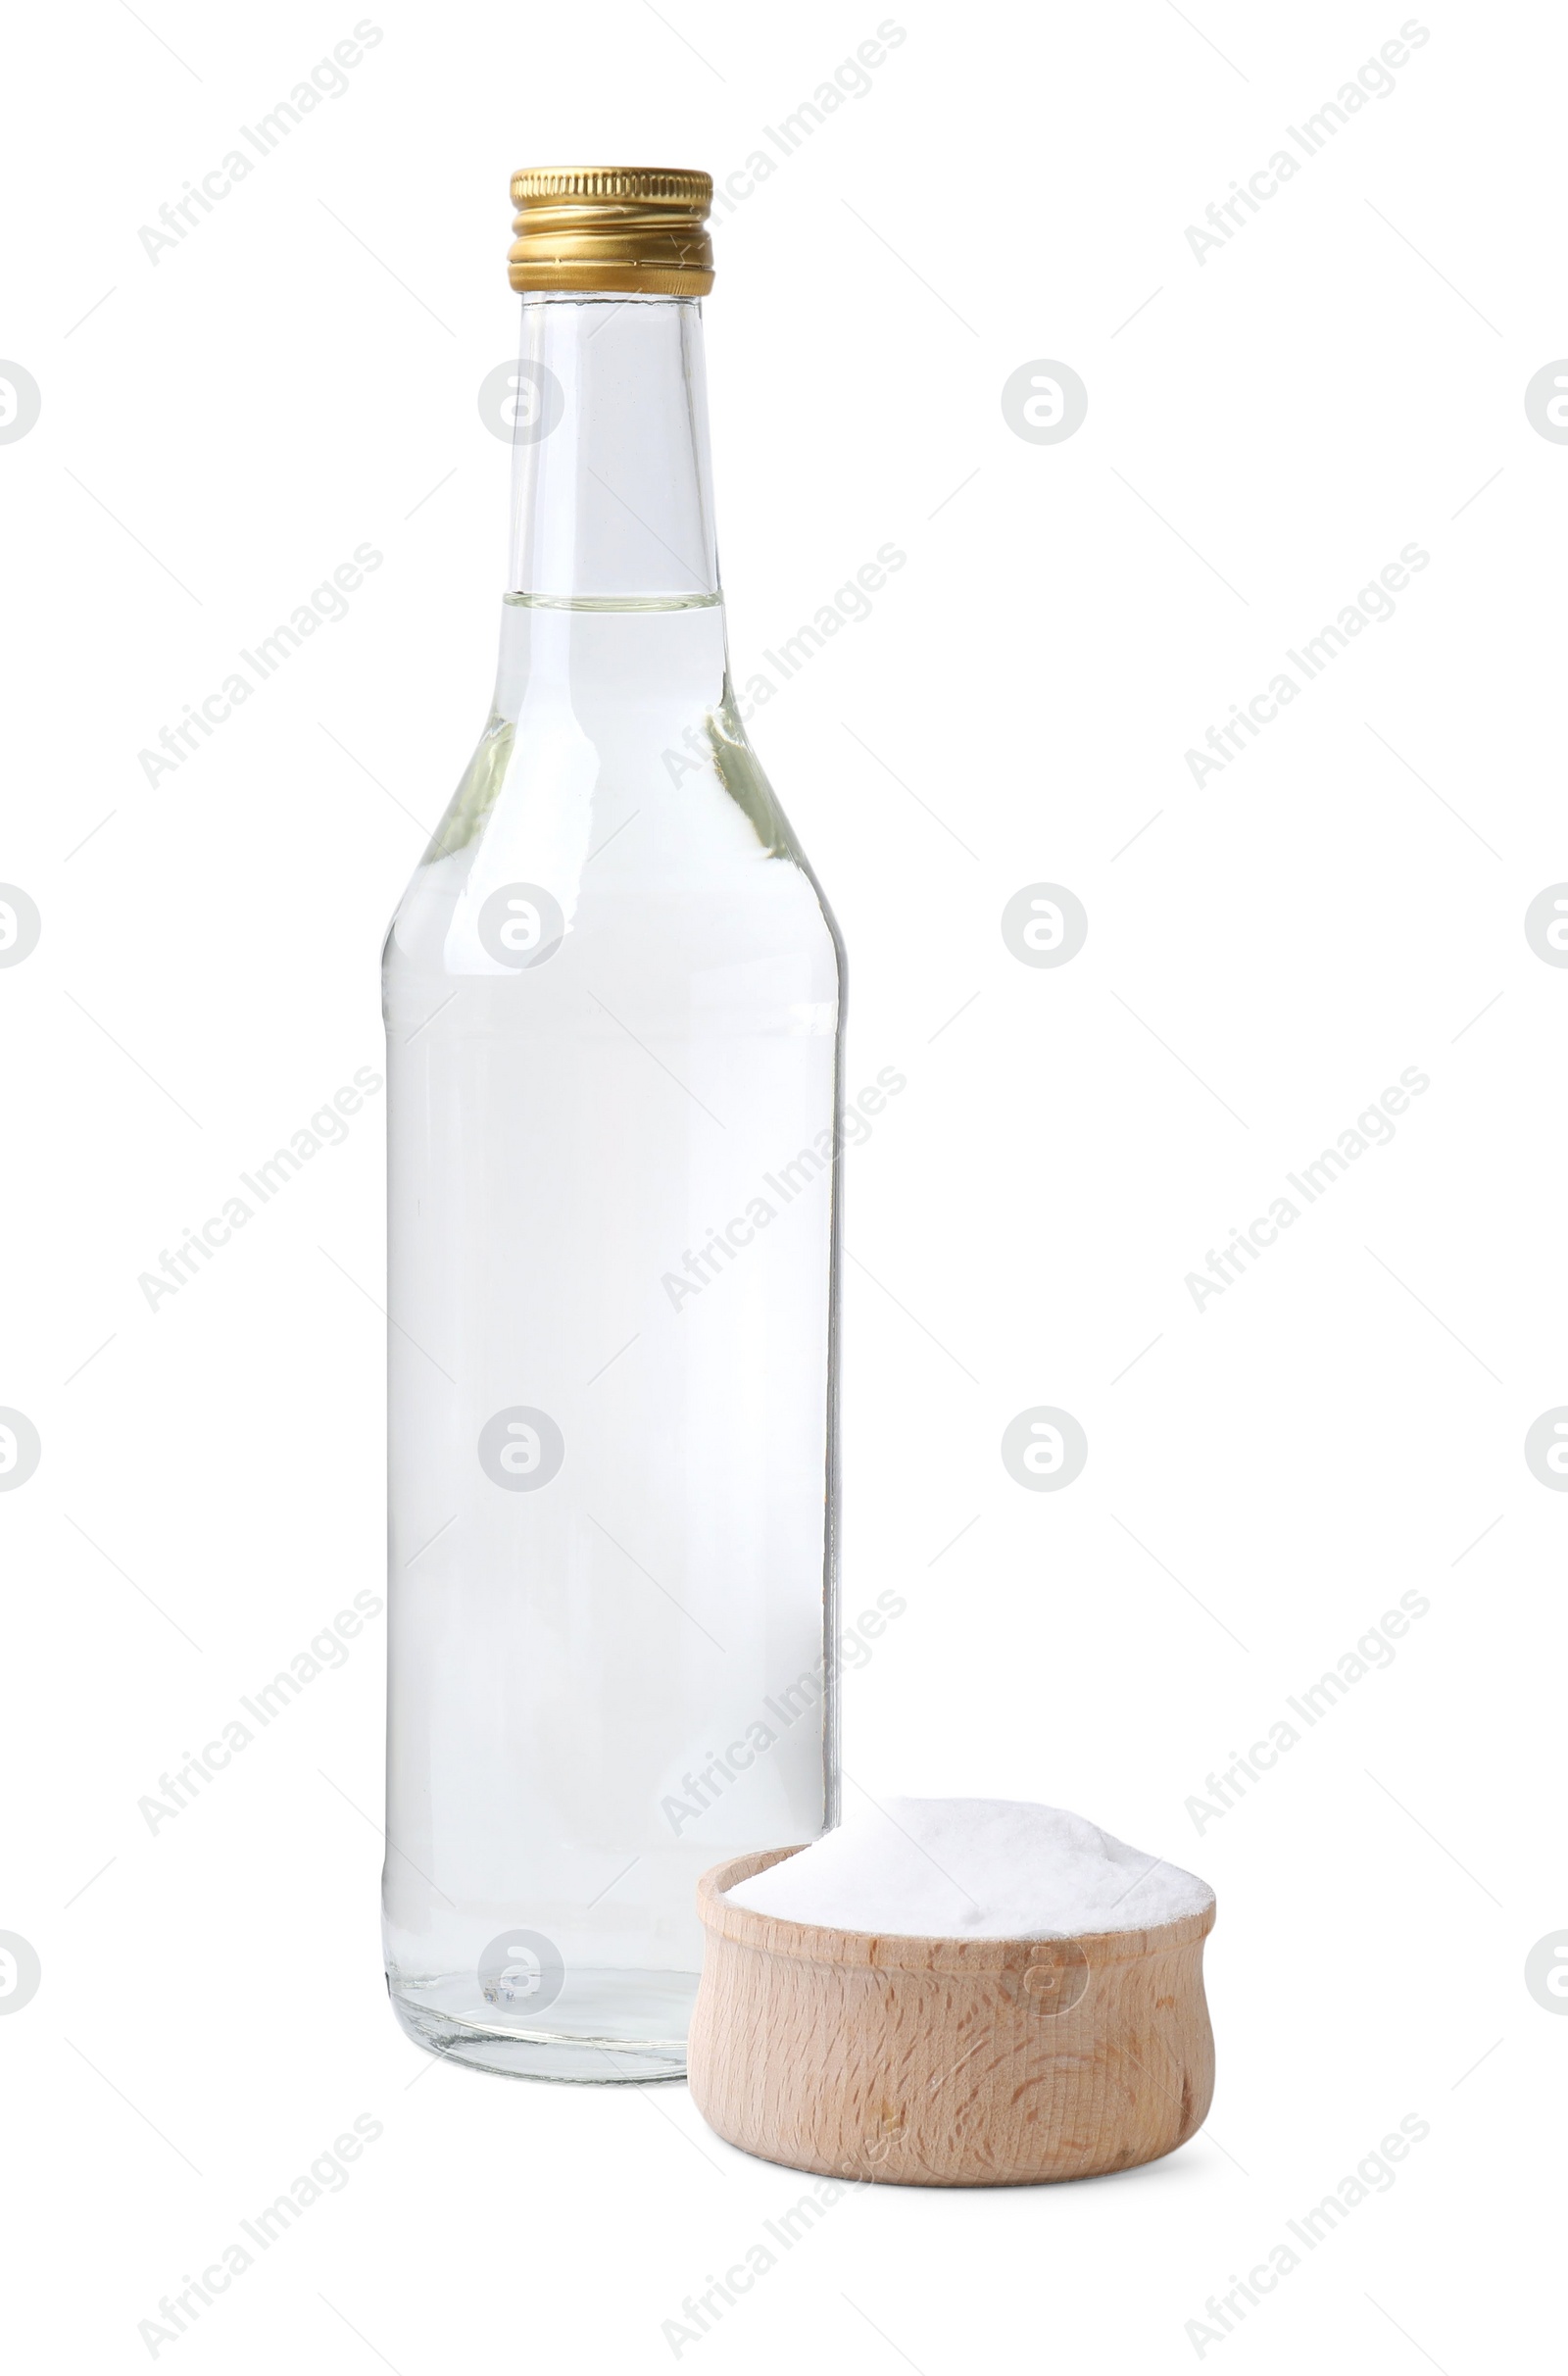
508 293 720 608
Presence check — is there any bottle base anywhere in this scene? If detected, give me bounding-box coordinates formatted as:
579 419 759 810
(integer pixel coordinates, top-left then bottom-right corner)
388 1968 695 2083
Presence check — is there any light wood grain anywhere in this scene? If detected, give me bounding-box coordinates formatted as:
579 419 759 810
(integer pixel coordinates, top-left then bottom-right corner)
689 1847 1216 2187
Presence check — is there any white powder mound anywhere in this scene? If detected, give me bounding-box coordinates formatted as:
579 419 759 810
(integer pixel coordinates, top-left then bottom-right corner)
724 1797 1213 1940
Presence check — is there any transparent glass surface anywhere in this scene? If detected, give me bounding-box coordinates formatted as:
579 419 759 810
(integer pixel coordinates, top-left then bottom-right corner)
382 296 843 2080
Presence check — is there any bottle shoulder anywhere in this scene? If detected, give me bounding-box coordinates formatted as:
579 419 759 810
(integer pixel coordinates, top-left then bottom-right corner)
384 691 841 999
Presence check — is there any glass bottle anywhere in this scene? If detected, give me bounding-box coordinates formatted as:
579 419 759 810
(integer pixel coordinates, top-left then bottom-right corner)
381 170 843 2079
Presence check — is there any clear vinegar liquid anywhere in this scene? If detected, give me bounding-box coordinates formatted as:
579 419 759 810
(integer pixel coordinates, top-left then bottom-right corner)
382 596 841 2078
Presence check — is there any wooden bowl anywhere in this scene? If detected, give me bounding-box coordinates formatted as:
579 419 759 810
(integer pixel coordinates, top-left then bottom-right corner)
689 1846 1216 2187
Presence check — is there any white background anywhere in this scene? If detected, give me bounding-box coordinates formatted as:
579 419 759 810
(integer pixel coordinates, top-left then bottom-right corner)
2 0 1560 2366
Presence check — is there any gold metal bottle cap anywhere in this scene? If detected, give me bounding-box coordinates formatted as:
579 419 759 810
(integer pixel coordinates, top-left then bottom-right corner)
509 168 714 296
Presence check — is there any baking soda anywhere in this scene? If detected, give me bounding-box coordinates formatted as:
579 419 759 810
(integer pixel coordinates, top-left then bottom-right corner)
724 1797 1213 1939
